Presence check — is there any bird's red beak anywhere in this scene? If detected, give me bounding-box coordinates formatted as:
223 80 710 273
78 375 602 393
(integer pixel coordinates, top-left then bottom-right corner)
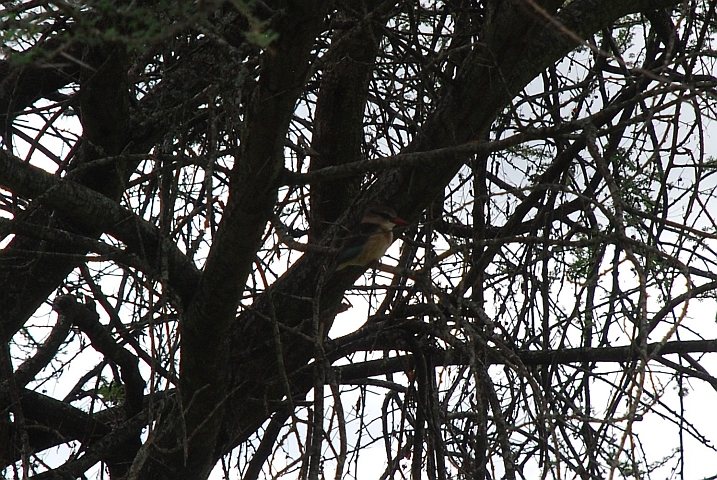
392 216 408 226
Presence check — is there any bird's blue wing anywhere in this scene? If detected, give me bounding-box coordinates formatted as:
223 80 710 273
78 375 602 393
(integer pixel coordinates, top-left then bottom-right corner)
336 246 364 265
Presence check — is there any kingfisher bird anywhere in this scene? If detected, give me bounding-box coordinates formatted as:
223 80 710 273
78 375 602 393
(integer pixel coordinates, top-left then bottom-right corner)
336 206 408 271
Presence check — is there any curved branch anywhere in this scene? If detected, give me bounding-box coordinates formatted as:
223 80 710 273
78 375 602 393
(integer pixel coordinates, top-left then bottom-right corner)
12 308 71 389
0 150 202 313
52 296 145 416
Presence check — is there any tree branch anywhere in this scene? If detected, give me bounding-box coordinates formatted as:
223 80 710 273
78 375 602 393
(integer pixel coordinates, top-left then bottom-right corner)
333 338 717 382
0 150 201 316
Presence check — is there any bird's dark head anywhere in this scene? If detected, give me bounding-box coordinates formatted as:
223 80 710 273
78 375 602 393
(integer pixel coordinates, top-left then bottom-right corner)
364 206 408 227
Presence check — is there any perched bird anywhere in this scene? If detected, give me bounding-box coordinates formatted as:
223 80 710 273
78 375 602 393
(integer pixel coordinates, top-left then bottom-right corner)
336 206 408 271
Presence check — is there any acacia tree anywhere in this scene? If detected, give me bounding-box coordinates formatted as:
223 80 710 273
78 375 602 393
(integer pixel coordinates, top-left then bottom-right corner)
2 0 717 478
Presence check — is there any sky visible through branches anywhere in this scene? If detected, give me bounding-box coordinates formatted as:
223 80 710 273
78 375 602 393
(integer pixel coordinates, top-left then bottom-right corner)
3 1 717 479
